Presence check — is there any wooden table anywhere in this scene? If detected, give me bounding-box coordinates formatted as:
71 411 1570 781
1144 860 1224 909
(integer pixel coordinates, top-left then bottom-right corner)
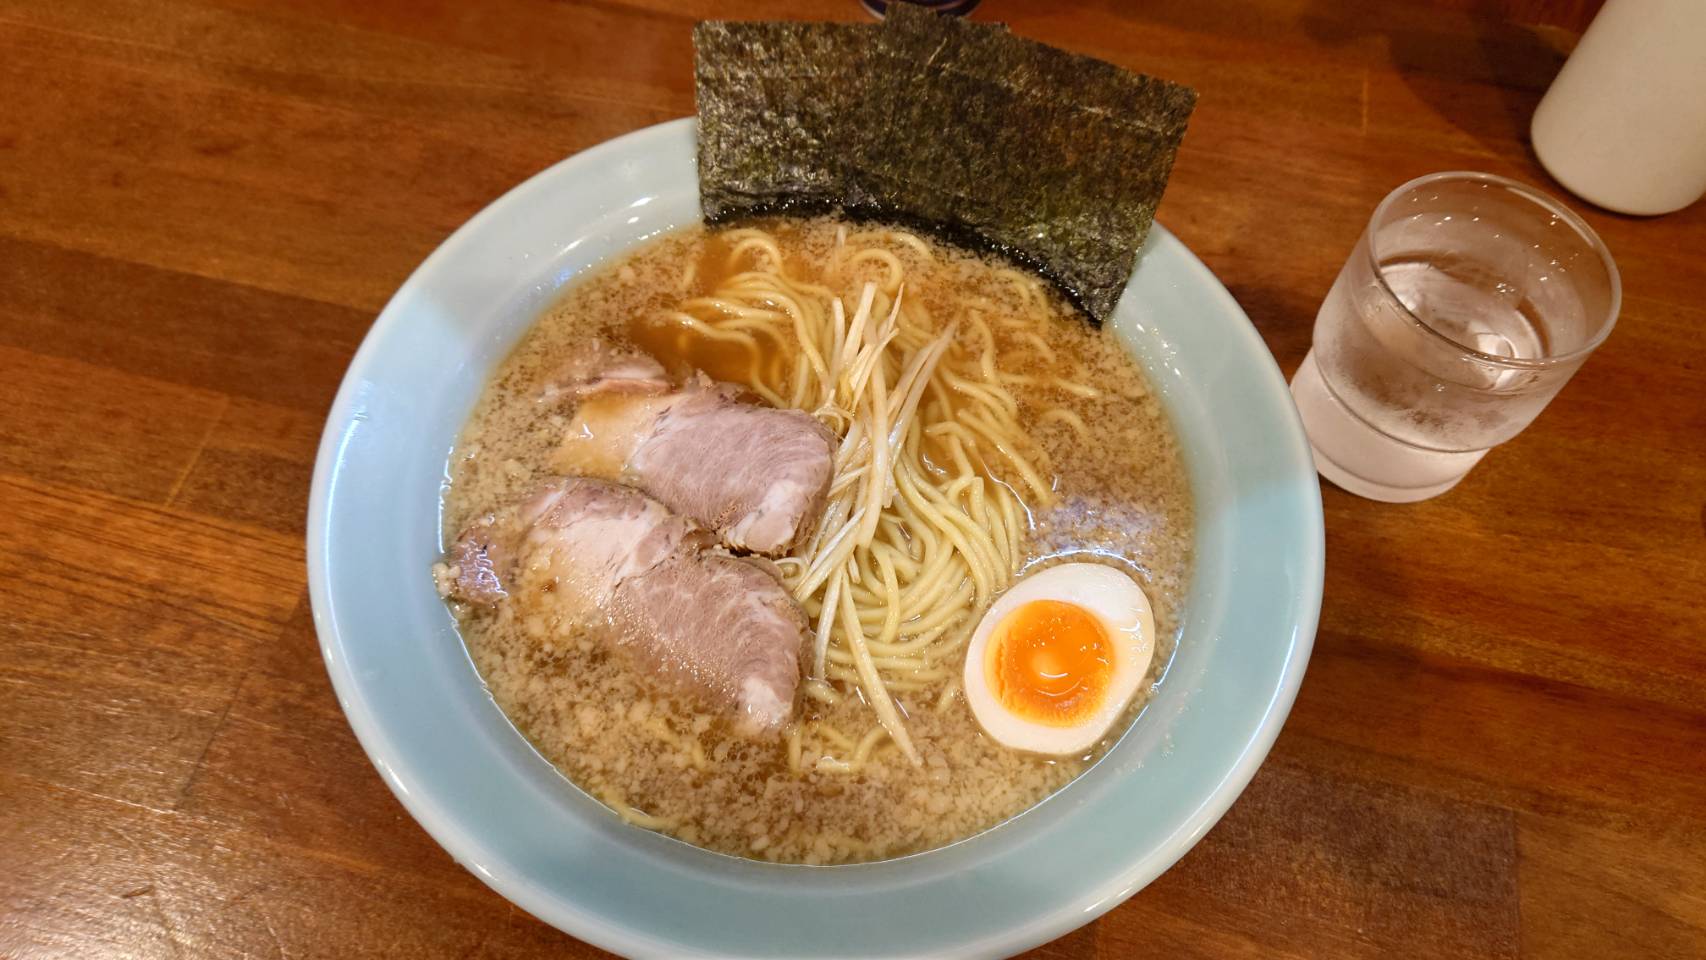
4 1 1702 957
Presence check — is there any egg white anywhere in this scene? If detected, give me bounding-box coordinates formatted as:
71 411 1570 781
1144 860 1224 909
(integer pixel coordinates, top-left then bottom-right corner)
962 562 1156 755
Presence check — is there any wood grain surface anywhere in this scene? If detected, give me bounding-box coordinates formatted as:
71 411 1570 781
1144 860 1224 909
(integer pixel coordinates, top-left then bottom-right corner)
3 1 1702 957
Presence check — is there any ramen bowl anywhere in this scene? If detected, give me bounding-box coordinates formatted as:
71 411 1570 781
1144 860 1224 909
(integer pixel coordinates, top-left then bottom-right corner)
307 118 1323 959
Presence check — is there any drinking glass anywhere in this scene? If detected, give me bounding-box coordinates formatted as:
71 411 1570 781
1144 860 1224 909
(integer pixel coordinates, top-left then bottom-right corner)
1290 172 1620 502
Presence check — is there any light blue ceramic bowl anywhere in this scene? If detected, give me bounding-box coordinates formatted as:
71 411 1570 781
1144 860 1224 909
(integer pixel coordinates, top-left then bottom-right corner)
307 118 1324 959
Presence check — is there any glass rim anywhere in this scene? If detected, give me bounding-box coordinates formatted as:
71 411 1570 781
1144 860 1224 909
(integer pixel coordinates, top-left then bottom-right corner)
1362 170 1622 369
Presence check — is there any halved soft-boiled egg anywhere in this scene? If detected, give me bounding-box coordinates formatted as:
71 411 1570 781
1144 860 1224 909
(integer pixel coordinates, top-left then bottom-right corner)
963 562 1155 756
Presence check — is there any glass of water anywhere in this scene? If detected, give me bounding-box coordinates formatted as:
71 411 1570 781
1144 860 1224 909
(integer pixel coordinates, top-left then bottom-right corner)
1290 172 1620 502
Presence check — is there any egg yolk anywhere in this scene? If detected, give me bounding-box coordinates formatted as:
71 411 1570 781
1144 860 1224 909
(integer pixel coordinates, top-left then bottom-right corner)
985 599 1112 727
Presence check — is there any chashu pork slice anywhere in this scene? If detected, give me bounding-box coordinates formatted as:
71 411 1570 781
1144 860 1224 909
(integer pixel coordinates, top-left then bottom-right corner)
549 349 834 557
540 342 672 404
437 477 804 733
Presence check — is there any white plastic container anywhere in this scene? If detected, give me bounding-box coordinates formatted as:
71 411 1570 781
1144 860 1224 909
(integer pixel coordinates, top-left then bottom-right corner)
1531 0 1706 216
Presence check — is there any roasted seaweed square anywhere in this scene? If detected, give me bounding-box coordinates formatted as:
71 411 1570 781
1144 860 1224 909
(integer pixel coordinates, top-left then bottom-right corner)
694 5 1195 323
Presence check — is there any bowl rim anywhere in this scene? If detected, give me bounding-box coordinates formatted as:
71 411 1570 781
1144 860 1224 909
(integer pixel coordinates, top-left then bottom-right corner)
307 117 1324 958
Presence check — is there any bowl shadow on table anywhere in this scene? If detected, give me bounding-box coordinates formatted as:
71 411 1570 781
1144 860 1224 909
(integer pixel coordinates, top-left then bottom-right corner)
1301 0 1568 164
1308 462 1454 720
1014 919 1099 959
1218 281 1317 374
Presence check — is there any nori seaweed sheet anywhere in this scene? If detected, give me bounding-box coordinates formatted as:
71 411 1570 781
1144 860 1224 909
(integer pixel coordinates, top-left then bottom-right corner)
694 3 1196 323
